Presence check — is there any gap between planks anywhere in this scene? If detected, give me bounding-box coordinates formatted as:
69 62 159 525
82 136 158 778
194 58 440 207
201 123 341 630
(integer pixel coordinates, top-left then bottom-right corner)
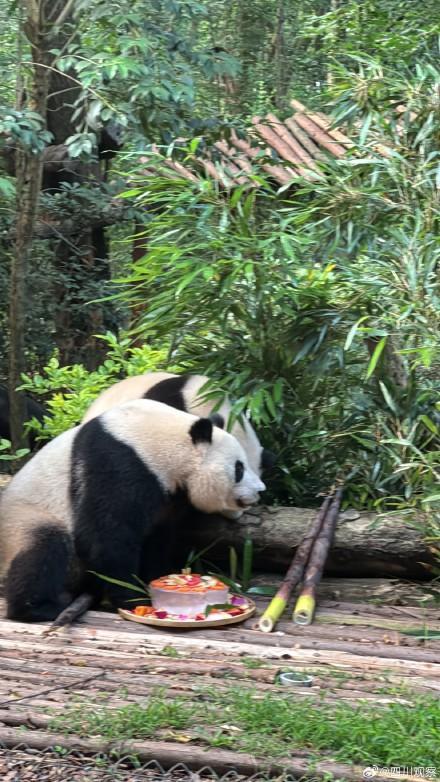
0 659 421 707
0 651 437 694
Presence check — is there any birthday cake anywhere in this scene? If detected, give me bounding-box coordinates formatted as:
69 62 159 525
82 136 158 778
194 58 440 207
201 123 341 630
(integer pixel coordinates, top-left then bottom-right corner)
148 573 229 617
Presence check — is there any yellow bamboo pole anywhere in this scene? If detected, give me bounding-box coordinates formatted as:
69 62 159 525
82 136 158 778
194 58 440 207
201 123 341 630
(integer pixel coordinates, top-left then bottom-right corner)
293 488 343 626
258 495 332 632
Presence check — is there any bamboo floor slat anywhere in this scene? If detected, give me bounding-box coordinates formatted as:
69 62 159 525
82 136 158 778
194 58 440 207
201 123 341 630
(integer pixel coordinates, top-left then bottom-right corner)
0 583 438 779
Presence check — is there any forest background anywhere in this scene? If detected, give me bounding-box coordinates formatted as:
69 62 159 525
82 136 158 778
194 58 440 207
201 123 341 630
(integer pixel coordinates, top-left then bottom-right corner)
0 0 439 551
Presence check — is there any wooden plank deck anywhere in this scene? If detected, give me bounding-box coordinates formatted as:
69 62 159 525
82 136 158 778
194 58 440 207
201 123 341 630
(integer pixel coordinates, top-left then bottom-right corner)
0 583 438 780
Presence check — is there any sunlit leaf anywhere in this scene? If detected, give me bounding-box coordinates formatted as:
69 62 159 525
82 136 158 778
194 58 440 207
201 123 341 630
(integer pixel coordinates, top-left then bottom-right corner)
366 337 387 379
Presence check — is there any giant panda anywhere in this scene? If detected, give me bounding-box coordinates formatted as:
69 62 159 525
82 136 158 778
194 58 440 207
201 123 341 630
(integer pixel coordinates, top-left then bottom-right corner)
83 371 275 576
83 372 275 480
0 399 265 623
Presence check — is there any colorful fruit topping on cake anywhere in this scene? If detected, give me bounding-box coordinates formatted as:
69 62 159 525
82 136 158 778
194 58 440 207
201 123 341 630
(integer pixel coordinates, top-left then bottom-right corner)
150 574 228 592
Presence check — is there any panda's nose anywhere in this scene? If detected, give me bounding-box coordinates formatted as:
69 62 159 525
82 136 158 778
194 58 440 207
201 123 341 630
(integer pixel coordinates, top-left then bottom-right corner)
238 482 266 507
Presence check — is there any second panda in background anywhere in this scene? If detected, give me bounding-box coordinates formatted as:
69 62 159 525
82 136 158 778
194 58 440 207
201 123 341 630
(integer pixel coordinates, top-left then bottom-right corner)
83 372 276 485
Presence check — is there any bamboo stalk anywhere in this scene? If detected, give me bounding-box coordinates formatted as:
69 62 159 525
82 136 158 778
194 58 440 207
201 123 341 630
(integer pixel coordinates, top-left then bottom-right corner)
293 489 343 625
258 496 332 632
43 592 95 634
242 536 253 591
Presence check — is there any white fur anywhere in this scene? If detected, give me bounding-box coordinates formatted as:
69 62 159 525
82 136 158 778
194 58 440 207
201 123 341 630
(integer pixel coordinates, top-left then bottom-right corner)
0 400 265 576
83 372 263 476
82 372 175 423
0 427 75 576
99 400 264 513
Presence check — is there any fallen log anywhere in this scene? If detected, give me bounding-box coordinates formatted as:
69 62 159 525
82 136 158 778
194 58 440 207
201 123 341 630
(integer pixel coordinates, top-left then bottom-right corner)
0 477 434 579
186 506 434 579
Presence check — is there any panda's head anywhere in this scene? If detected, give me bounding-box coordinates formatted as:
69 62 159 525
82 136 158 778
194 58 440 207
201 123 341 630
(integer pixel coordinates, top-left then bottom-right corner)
187 415 266 515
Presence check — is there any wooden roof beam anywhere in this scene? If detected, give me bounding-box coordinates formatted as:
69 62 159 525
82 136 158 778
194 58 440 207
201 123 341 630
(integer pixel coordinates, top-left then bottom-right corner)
231 133 295 185
284 117 327 161
265 112 318 169
290 99 352 150
252 116 314 180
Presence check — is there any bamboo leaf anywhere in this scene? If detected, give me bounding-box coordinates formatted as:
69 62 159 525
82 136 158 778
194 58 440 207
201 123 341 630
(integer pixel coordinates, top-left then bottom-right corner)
273 378 283 404
204 603 236 616
186 537 222 567
264 389 277 419
400 628 440 640
379 381 398 414
229 185 246 208
359 113 372 145
88 572 147 594
419 415 438 435
366 336 387 378
210 572 243 594
247 585 278 597
118 188 143 198
344 316 369 351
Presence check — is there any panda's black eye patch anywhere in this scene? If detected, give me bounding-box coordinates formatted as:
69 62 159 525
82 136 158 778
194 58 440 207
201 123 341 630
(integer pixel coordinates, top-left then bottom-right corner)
235 460 244 483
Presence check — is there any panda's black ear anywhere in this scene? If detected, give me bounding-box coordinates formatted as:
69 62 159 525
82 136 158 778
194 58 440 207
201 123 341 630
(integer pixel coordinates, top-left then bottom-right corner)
261 448 276 471
190 417 213 444
209 413 225 429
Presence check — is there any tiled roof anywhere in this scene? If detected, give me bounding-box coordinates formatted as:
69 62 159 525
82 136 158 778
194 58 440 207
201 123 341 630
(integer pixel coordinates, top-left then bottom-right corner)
140 99 352 188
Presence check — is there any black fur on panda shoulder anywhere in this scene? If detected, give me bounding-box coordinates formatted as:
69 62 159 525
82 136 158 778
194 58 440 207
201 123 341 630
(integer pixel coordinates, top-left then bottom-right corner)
70 417 172 608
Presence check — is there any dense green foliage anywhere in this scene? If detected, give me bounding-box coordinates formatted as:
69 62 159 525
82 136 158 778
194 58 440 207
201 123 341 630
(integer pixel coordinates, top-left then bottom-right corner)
107 58 439 512
19 335 174 439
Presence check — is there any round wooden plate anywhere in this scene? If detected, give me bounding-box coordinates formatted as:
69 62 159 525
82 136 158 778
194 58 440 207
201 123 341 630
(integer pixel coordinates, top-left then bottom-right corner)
118 596 255 629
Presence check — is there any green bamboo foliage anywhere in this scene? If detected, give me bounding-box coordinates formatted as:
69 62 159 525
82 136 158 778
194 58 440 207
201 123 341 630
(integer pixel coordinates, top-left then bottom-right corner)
116 60 440 516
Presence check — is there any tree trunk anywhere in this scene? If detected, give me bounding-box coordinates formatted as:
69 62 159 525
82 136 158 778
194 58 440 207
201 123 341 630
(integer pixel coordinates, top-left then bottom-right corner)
272 0 286 110
52 202 114 370
8 0 50 452
6 7 120 380
44 27 115 370
8 151 44 452
185 506 434 580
